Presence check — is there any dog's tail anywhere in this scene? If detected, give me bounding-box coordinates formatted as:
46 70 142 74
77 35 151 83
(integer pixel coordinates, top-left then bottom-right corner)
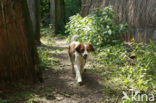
70 35 79 43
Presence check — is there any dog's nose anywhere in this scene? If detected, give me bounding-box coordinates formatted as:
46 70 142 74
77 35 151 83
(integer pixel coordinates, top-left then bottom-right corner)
84 54 88 58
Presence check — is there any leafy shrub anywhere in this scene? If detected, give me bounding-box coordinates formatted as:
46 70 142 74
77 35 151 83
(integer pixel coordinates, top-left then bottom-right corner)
66 6 128 48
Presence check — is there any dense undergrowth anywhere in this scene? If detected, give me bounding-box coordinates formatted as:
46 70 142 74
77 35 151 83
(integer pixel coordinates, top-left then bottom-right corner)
96 41 156 92
66 6 156 102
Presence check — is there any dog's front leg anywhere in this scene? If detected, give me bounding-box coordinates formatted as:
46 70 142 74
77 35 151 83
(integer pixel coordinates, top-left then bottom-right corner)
74 62 82 83
80 60 86 74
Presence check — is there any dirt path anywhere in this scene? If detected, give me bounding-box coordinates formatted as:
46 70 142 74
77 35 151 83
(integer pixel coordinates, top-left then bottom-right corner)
39 37 106 103
1 37 120 103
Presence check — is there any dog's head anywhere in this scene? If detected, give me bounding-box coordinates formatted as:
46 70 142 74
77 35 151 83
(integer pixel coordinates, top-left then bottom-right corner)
75 43 94 59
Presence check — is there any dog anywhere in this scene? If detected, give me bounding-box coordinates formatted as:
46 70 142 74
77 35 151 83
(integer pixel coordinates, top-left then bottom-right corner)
68 35 94 83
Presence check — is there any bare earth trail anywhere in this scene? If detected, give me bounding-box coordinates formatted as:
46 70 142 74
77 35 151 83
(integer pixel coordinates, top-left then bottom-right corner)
39 37 106 103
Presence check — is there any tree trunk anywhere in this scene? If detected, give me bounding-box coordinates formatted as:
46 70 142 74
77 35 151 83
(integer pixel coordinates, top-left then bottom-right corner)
27 0 41 45
55 0 65 35
50 0 55 26
0 0 42 86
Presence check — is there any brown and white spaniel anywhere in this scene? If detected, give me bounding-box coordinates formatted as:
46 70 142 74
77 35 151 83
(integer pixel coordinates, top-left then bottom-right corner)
68 35 94 83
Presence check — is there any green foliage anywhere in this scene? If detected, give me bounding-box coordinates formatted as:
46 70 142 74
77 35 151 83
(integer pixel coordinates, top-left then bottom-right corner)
66 6 128 48
64 0 81 22
41 24 55 36
0 98 11 103
96 41 156 92
26 96 40 103
38 43 60 67
97 43 130 66
38 28 61 67
40 0 50 26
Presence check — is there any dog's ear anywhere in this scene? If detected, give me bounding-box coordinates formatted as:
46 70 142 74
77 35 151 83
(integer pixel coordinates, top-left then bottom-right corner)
87 44 95 52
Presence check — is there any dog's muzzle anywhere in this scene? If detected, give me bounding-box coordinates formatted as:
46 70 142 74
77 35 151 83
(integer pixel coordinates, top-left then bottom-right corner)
83 54 88 59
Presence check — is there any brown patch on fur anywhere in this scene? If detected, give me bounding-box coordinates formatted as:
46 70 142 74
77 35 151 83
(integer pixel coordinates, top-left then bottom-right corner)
86 43 94 52
68 44 76 58
75 43 85 53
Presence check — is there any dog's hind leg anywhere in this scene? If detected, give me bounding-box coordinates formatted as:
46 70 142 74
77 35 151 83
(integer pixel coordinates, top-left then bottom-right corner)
69 55 75 74
68 48 75 75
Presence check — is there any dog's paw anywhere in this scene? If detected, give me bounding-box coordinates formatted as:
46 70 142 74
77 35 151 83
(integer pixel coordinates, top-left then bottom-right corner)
77 79 83 86
78 81 83 86
76 81 83 86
